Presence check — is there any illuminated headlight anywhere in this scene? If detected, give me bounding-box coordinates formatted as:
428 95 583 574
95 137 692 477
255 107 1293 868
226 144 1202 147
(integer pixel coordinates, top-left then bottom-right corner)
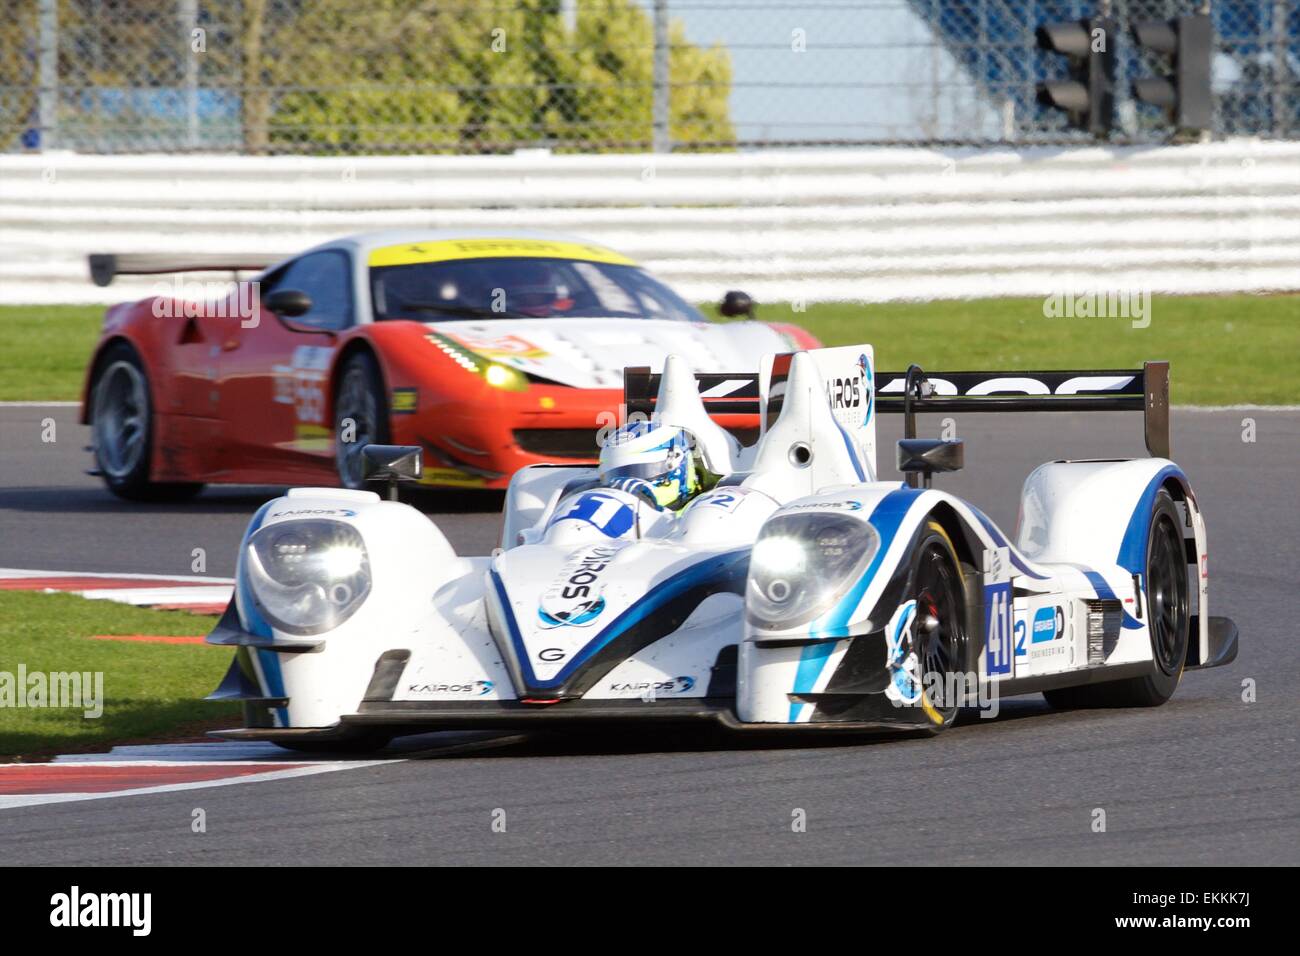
244 520 371 635
746 513 879 629
484 362 527 391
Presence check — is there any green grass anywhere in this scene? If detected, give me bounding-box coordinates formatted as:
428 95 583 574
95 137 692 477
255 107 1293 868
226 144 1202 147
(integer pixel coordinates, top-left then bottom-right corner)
0 592 235 760
0 305 104 402
4 295 1298 405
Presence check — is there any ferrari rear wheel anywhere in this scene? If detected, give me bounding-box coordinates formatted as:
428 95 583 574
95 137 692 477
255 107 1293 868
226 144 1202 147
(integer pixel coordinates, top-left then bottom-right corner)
910 521 967 735
90 343 204 501
334 351 390 490
1044 490 1189 710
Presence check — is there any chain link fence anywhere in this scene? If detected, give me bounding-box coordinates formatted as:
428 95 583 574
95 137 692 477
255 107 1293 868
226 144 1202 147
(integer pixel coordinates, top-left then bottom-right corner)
1 0 1294 154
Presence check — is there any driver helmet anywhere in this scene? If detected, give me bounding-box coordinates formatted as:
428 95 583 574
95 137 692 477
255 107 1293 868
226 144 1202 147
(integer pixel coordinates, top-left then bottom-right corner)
598 420 700 510
509 261 574 316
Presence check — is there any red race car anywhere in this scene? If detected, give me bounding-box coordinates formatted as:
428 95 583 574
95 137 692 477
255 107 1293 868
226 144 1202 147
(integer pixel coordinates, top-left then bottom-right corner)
81 231 819 500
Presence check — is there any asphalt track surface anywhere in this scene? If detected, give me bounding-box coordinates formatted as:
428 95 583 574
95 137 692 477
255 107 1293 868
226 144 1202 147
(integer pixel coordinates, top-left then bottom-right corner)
1 404 1297 865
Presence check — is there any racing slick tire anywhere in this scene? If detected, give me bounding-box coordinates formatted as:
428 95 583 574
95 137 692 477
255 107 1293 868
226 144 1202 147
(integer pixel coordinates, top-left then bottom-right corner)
911 521 969 735
334 350 391 490
90 342 205 502
1044 490 1189 710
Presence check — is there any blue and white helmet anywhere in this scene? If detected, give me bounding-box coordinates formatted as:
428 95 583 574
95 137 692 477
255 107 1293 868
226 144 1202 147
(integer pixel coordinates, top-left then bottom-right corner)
598 420 700 510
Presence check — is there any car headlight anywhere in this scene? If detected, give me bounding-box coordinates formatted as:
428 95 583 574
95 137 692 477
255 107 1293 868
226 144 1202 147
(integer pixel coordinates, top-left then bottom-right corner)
484 362 527 391
746 513 879 629
244 520 371 635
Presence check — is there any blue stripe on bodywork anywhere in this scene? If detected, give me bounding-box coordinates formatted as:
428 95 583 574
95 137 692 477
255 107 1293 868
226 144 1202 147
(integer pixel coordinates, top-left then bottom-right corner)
968 506 1051 580
811 486 923 640
786 486 923 718
491 548 750 691
832 419 867 482
1115 464 1187 575
788 641 838 723
237 501 289 726
1076 567 1142 630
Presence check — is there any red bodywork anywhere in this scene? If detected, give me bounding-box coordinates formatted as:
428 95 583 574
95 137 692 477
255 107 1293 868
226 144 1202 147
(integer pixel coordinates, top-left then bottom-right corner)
80 291 822 490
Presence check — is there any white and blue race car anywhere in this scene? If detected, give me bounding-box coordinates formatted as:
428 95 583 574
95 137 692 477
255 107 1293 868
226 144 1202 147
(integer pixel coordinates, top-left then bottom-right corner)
206 344 1238 749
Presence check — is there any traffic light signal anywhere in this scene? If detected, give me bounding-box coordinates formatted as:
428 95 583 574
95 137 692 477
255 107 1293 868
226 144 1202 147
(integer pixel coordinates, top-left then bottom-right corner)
1130 14 1213 131
1036 18 1117 137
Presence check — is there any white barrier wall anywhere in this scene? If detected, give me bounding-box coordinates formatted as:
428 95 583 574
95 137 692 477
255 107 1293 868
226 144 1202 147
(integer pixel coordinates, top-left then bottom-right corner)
1 140 1298 306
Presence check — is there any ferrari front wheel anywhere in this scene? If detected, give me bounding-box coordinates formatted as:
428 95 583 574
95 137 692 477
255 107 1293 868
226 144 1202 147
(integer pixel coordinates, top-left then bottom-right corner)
90 343 204 501
333 351 390 490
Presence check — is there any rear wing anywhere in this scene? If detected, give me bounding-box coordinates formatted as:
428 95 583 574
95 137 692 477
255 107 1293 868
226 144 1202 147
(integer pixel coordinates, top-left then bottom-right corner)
623 359 1171 459
623 367 760 418
89 253 277 287
876 361 1170 458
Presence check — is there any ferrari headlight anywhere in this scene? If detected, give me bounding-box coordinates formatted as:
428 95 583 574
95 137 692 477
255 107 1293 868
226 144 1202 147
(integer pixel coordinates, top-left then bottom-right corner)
484 362 527 391
747 513 879 629
244 520 371 635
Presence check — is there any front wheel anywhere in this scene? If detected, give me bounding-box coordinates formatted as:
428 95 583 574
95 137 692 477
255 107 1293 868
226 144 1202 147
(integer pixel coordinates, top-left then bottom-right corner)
333 351 391 490
905 521 968 735
1044 489 1189 709
90 343 204 502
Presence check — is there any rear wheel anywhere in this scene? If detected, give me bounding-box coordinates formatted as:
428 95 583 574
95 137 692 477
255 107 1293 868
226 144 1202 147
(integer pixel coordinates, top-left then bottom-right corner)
333 351 390 490
1044 490 1189 709
90 343 204 501
910 522 968 734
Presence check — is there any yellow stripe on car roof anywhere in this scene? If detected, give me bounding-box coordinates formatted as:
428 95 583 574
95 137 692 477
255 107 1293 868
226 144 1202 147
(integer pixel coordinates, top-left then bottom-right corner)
368 238 637 268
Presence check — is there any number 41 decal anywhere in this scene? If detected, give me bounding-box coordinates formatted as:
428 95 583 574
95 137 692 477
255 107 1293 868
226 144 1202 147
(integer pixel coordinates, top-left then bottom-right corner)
983 547 1013 677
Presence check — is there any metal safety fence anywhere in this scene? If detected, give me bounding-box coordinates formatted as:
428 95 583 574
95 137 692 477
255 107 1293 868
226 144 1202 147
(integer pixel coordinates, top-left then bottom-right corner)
1 0 1295 154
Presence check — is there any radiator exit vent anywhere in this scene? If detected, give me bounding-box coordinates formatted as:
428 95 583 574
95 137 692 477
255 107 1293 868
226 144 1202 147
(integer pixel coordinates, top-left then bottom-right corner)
1085 599 1122 665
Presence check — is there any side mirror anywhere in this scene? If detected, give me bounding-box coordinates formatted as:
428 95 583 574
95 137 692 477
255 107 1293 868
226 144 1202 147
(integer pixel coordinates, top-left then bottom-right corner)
896 438 964 488
266 288 312 317
718 290 755 319
361 444 423 501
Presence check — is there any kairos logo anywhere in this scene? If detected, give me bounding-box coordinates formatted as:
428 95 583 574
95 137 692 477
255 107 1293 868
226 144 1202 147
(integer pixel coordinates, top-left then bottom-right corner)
608 676 696 695
538 545 618 628
407 680 493 697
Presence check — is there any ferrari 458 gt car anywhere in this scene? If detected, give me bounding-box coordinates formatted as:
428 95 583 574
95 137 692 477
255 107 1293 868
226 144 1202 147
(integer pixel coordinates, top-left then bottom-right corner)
81 231 818 500
205 343 1237 750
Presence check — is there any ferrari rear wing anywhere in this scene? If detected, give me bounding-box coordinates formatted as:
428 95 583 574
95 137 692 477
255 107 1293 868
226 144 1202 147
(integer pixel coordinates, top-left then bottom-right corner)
623 367 760 417
89 253 277 287
878 361 1171 458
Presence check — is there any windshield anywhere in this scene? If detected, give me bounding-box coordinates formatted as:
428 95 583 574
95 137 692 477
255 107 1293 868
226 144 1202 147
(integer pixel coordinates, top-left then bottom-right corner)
370 257 704 323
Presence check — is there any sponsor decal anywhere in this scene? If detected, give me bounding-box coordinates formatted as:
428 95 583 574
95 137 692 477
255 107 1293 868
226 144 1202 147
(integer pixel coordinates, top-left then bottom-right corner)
391 387 419 413
537 544 620 629
1032 605 1064 643
857 353 874 426
407 680 493 697
780 499 863 512
272 345 332 424
367 238 636 268
446 333 548 360
608 676 696 695
268 507 357 518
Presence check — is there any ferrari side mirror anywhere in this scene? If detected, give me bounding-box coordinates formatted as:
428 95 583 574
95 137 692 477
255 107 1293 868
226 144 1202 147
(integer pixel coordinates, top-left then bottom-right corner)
719 290 755 319
266 288 312 317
